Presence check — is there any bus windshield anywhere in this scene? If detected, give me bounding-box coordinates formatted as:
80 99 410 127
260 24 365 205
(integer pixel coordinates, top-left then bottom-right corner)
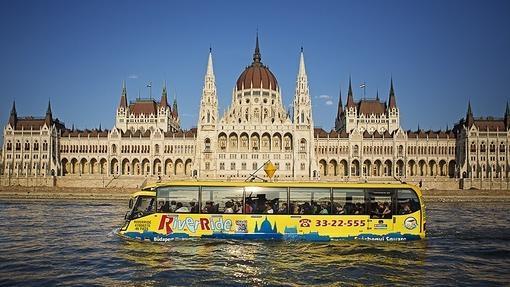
129 196 156 219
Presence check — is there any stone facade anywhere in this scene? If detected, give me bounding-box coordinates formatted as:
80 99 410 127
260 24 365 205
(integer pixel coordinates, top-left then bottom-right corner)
1 37 509 188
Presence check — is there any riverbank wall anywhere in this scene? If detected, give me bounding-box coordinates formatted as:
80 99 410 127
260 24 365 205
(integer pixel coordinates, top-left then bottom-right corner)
1 175 509 192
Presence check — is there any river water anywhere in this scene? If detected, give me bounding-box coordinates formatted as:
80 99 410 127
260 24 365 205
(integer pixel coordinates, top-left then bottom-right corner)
0 199 509 286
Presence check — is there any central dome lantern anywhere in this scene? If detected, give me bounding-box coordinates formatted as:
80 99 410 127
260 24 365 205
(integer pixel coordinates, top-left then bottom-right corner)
235 35 278 91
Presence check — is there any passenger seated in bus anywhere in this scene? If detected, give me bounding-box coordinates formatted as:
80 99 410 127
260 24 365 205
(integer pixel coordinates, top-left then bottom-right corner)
371 202 383 218
203 201 214 213
255 195 268 213
190 201 199 213
343 202 354 214
354 202 364 215
335 204 345 215
300 202 313 215
244 198 254 213
175 202 189 213
224 201 234 213
157 201 166 212
278 203 288 214
399 202 412 214
146 198 155 213
319 204 329 214
169 201 177 212
291 203 299 214
233 201 242 213
382 202 392 219
263 201 274 214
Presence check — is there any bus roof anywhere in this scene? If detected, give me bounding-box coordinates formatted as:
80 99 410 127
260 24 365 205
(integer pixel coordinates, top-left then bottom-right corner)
140 180 423 197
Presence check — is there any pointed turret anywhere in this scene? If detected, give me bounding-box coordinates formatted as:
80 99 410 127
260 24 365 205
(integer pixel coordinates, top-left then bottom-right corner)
298 47 306 76
293 47 313 126
173 97 179 118
376 89 380 101
198 48 218 127
253 33 261 64
388 78 397 109
466 101 474 127
160 82 169 109
44 99 53 126
336 88 343 119
119 81 128 109
335 87 344 131
346 77 356 108
504 101 510 129
8 100 17 127
207 47 214 76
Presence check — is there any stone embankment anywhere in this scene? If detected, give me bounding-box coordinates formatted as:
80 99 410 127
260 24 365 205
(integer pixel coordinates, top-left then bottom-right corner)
1 186 508 202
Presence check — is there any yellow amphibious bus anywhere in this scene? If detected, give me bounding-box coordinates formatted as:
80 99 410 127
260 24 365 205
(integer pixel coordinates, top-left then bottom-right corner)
118 181 426 242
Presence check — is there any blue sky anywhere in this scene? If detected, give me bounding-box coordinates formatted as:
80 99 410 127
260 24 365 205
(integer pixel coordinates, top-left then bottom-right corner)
0 0 509 134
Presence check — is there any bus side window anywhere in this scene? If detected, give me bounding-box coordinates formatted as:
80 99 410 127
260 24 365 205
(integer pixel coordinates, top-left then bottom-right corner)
397 189 421 215
201 187 244 214
367 190 395 219
157 186 200 213
333 189 366 215
290 188 331 215
245 187 288 215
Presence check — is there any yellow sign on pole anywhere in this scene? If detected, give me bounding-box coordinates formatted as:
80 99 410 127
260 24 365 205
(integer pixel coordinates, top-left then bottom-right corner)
264 161 277 178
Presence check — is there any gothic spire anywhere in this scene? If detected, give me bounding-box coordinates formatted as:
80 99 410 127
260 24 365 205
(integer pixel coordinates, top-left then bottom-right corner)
10 100 16 117
160 81 169 108
207 48 214 76
119 81 128 109
504 101 510 129
336 87 343 119
466 101 474 127
173 96 179 118
9 100 17 127
46 99 52 116
298 47 306 76
388 78 397 108
253 33 261 64
45 99 53 126
346 77 355 108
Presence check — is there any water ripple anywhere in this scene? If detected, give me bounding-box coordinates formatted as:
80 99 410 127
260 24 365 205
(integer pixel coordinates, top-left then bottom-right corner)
0 200 509 286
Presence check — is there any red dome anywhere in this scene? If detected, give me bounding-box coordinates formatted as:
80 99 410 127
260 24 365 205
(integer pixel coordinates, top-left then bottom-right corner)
236 64 278 91
235 35 278 91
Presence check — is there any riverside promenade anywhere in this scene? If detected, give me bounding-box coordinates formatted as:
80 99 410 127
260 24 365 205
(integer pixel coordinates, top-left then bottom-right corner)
0 186 508 202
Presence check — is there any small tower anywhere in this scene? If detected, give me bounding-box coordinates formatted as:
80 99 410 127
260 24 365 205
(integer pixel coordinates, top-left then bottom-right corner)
44 100 53 127
387 78 400 132
504 101 510 130
344 77 357 133
292 47 316 179
8 100 17 128
466 101 474 128
196 48 219 178
115 81 129 132
335 88 344 131
198 48 218 130
293 47 313 127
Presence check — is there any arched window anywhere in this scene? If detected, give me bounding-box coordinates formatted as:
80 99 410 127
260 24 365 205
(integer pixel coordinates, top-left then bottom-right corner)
205 138 211 151
500 142 506 153
300 139 306 152
490 142 496 153
470 142 476 152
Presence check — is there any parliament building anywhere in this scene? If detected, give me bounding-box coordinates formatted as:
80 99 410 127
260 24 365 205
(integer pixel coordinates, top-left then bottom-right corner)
1 37 509 189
